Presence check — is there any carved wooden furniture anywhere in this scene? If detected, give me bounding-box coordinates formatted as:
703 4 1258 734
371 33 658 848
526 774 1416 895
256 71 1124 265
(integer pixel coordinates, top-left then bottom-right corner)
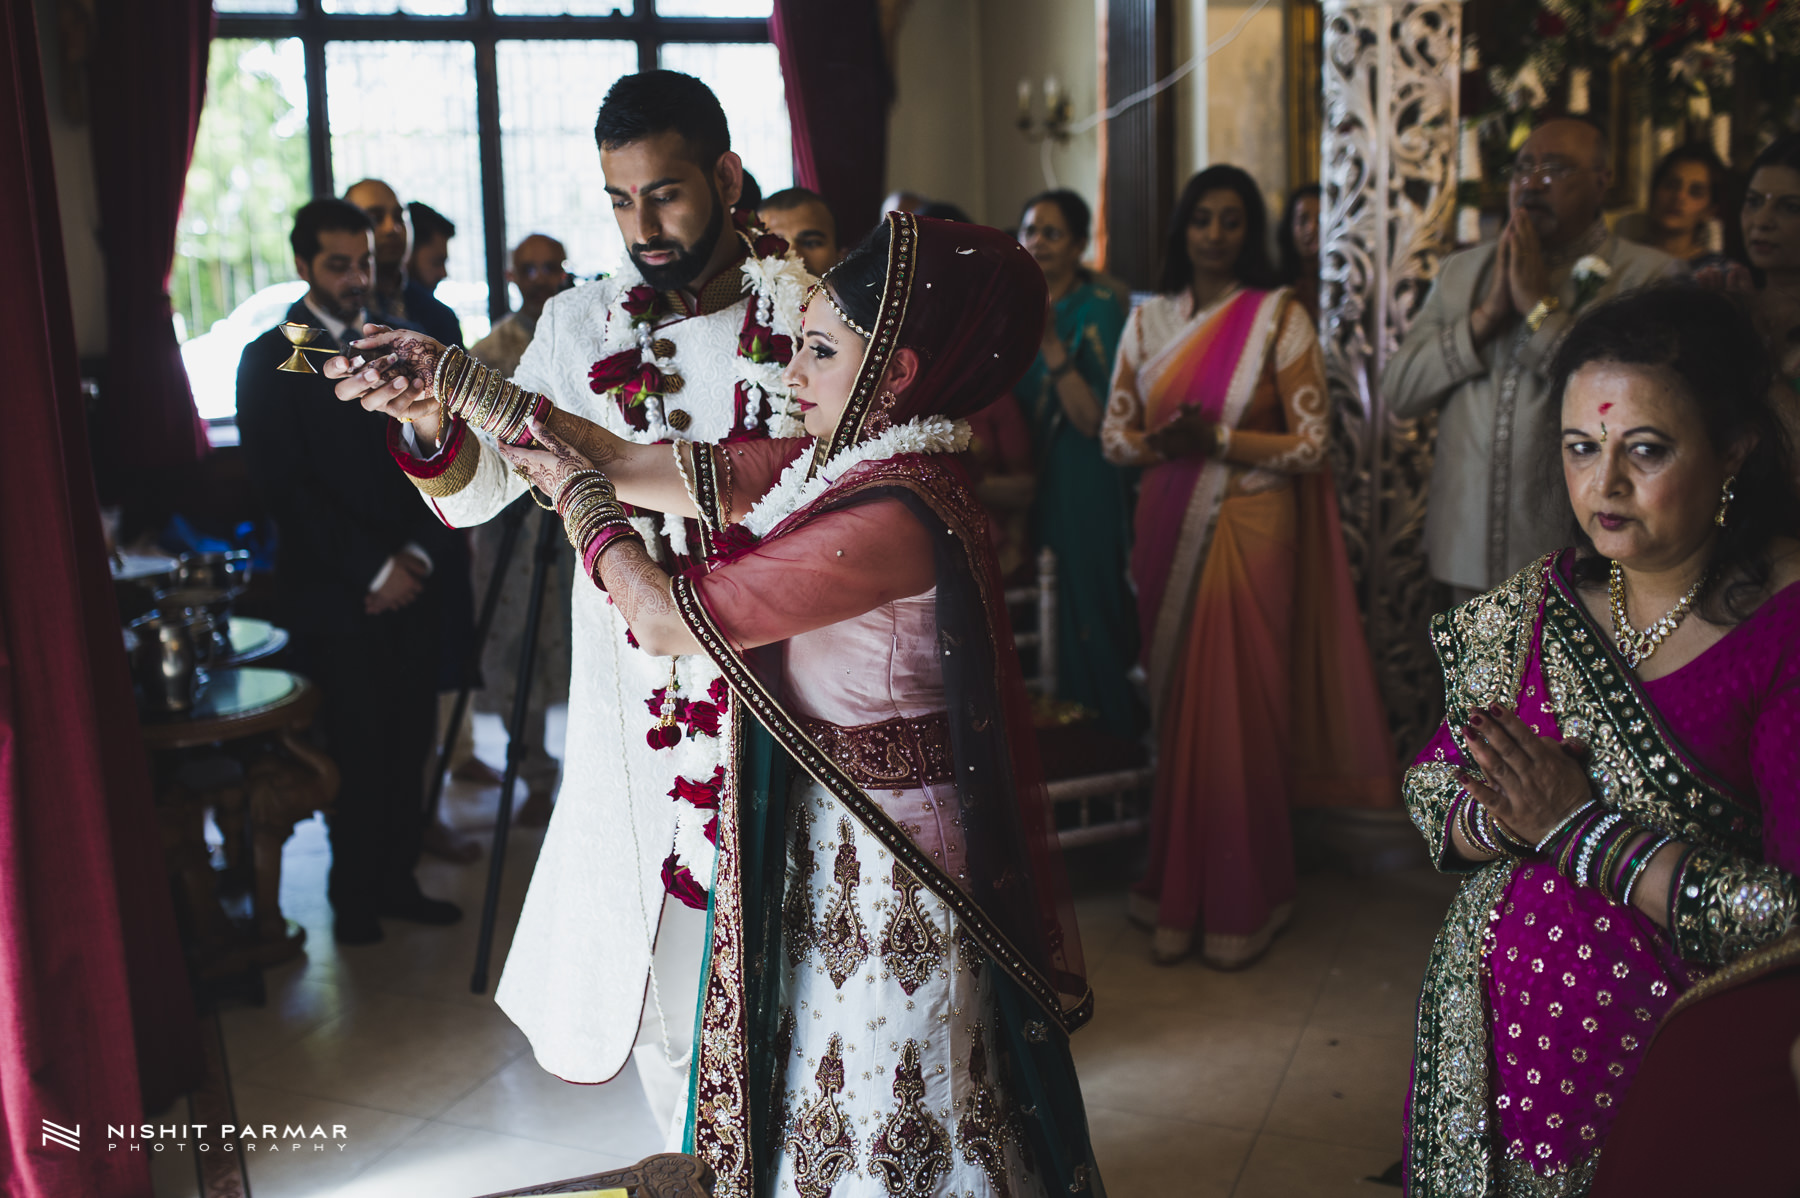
142 667 338 985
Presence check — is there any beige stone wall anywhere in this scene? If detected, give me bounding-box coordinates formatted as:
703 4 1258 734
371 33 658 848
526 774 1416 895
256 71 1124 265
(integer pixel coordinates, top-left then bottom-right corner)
885 0 1294 248
885 0 1103 232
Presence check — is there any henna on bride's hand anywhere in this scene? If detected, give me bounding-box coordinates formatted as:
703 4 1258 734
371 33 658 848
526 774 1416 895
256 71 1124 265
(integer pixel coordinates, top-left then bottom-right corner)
600 541 676 629
543 410 622 471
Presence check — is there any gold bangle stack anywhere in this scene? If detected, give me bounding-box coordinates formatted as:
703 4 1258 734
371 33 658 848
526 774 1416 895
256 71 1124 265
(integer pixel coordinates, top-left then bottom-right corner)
555 470 636 559
433 345 546 446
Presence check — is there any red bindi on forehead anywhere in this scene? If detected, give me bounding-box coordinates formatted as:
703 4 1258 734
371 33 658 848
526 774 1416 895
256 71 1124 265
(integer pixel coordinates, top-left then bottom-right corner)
1598 402 1613 414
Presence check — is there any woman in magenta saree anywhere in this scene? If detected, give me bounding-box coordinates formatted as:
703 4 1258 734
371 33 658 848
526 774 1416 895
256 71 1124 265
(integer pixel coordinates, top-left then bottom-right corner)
1101 166 1396 967
464 214 1102 1198
1403 287 1800 1197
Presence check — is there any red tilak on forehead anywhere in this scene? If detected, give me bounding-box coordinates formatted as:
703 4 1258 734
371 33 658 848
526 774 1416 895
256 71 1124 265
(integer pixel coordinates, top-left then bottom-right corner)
1598 402 1613 414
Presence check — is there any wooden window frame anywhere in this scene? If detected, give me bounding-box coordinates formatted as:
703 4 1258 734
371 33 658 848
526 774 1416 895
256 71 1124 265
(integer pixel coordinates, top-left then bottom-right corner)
214 0 770 319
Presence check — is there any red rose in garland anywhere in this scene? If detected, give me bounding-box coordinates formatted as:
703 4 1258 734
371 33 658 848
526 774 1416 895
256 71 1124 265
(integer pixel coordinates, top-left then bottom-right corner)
620 283 659 319
670 766 725 810
661 852 708 910
682 699 721 739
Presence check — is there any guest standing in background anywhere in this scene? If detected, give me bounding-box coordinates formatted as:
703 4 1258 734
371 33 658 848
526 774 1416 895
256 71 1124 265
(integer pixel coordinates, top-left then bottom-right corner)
1103 166 1395 967
1618 143 1735 272
346 178 479 855
468 232 575 828
471 234 569 378
236 199 463 945
758 186 842 278
1401 287 1800 1197
1736 135 1800 409
345 178 464 350
1277 183 1322 324
1015 189 1142 738
963 388 1036 582
406 201 455 295
1384 118 1675 598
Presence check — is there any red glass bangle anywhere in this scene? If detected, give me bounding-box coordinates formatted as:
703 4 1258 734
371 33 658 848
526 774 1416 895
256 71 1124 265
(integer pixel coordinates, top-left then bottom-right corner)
583 522 642 589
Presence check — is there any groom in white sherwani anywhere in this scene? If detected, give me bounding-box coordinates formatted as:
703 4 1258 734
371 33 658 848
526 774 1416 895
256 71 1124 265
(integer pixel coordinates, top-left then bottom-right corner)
344 69 812 1141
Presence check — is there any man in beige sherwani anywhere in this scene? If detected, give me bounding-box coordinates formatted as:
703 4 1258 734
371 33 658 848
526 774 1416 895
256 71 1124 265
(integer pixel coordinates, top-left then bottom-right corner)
1385 118 1676 598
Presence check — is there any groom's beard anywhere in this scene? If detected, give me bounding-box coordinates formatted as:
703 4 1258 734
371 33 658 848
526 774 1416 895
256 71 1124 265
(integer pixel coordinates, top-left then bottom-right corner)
631 188 727 292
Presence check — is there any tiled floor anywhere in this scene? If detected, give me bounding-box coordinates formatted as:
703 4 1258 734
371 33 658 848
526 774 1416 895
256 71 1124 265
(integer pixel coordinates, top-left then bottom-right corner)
151 712 1460 1198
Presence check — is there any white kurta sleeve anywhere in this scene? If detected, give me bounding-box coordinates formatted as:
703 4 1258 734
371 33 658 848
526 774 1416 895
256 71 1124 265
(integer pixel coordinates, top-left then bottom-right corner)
398 290 581 529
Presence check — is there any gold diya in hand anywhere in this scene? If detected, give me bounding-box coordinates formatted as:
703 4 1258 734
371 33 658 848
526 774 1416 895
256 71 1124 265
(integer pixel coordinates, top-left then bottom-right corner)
276 322 339 373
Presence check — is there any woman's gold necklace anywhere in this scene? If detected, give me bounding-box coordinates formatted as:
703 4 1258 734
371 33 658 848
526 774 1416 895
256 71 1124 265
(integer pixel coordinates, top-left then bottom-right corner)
1608 560 1706 668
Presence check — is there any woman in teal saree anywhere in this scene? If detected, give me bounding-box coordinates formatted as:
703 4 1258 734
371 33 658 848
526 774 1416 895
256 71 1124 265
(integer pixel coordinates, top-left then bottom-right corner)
1015 190 1143 737
1403 287 1800 1197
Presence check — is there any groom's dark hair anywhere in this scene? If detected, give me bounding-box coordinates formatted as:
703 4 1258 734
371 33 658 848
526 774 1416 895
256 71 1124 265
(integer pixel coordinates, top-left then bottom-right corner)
594 70 730 169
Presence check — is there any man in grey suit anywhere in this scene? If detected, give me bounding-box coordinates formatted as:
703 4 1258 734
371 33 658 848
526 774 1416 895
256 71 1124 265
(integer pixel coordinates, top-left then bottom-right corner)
1385 117 1677 598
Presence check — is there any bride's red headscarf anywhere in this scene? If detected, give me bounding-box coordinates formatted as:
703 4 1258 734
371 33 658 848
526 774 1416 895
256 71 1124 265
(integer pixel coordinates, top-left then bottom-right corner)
811 211 1049 467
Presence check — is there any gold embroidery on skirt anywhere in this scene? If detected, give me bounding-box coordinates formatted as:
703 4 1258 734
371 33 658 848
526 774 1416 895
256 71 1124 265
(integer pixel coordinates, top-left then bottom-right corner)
955 1027 1011 1198
868 1039 955 1197
784 801 818 969
880 861 946 995
784 1033 858 1198
819 818 871 988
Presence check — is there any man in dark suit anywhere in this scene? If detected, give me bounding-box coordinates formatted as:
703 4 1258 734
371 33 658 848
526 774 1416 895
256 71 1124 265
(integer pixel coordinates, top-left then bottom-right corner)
235 198 462 945
344 178 464 350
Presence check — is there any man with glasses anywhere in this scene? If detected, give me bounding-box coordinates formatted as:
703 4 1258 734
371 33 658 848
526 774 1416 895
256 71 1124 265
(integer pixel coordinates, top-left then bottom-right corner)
1385 117 1677 598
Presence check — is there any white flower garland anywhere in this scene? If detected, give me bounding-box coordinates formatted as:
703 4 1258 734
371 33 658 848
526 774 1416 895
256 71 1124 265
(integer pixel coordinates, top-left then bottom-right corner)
742 416 973 539
597 237 813 440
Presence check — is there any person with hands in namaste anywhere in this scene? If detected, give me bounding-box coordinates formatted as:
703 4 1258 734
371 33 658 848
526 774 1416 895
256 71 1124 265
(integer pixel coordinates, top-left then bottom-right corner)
1398 285 1800 1198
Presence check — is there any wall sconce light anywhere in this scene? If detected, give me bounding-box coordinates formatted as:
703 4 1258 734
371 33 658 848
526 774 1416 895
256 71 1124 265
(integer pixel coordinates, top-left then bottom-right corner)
1017 76 1072 145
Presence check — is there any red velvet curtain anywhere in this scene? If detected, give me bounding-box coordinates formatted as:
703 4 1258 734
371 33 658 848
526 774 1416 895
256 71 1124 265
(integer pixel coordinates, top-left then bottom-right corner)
770 0 894 245
89 0 213 478
1 5 200 1195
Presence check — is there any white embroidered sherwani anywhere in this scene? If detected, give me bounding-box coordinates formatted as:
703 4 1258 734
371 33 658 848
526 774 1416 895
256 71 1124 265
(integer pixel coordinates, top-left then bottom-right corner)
1383 224 1676 591
413 251 807 1092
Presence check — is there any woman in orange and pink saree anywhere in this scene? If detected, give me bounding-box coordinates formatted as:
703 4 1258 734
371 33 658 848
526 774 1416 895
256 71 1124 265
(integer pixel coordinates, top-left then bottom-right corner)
1101 166 1397 967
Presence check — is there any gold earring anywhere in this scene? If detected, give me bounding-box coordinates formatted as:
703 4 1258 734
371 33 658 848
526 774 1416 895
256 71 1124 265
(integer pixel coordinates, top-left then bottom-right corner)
1716 474 1737 527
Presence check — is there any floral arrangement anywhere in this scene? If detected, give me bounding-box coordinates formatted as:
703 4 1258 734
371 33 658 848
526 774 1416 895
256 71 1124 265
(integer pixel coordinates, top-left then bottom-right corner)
1483 0 1798 126
1464 0 1800 183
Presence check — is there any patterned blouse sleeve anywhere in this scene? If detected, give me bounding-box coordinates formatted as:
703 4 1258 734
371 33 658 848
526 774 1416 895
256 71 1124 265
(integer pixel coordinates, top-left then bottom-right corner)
1218 296 1328 474
1100 306 1158 467
1668 669 1800 966
1404 722 1483 875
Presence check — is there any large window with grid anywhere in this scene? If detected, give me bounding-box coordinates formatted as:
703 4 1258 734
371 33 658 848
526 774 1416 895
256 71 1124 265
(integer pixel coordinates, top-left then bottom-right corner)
177 0 790 421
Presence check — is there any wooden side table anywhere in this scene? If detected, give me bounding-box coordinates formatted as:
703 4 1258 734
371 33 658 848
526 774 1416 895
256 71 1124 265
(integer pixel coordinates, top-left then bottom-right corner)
142 667 339 983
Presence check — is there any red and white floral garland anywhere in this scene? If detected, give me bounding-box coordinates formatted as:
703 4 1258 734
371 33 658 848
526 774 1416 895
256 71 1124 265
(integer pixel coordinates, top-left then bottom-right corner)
586 214 811 442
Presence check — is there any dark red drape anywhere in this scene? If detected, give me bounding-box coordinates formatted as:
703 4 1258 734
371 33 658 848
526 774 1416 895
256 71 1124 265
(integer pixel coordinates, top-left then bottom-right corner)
1 4 200 1194
89 0 212 478
770 0 893 245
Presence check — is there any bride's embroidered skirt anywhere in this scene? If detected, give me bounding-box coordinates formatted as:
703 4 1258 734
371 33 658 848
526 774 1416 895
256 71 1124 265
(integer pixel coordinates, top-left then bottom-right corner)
769 777 1046 1198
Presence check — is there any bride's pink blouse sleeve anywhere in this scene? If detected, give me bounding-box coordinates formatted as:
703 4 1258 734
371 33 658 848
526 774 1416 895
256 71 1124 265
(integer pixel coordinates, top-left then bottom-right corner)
688 499 936 652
